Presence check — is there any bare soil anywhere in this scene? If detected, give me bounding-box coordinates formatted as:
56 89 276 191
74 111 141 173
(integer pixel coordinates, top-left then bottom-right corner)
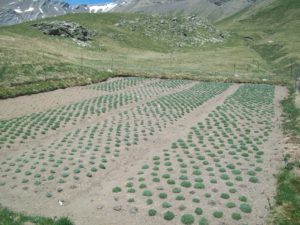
0 78 289 225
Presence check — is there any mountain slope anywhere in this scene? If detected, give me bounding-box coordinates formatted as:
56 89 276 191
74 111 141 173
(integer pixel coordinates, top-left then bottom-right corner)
113 0 259 21
0 12 274 98
0 0 118 26
218 0 300 79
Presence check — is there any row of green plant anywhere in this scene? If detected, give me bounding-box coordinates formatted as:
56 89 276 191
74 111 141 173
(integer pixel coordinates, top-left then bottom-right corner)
0 81 230 198
0 78 191 149
112 84 275 224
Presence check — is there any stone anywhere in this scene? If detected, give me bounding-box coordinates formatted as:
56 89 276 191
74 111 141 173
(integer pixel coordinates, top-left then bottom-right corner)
97 204 104 210
129 207 138 214
33 21 96 42
113 205 122 211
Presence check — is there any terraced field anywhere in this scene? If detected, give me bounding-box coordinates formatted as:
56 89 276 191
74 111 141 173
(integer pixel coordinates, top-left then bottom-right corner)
0 77 287 225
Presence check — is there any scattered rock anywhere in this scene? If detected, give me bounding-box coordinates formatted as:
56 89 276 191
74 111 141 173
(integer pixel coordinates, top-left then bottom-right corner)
189 190 196 195
212 188 218 193
114 197 119 201
58 200 64 206
129 207 138 214
70 185 77 189
113 205 122 211
97 204 104 210
156 186 164 191
116 14 227 48
57 187 63 193
33 21 96 42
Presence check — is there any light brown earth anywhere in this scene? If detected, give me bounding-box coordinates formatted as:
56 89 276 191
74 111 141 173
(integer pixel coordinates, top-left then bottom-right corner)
0 78 290 225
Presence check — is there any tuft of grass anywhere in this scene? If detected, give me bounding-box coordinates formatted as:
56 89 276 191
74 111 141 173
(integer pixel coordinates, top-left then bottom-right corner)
0 206 75 225
213 211 223 218
163 211 175 221
148 209 157 216
239 204 252 213
194 207 203 215
112 186 122 193
231 212 242 221
181 214 195 225
272 169 300 225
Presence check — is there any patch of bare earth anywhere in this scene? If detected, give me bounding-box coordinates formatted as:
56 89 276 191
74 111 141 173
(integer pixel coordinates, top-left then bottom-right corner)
0 79 290 225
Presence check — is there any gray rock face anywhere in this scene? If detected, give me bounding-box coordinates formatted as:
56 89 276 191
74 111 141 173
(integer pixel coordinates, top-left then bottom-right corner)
33 21 96 41
0 0 118 27
113 0 261 21
115 14 228 48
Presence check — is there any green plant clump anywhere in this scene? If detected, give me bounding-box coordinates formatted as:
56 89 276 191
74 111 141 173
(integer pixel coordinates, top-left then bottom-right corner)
181 214 195 225
164 211 175 221
148 209 157 216
112 186 122 193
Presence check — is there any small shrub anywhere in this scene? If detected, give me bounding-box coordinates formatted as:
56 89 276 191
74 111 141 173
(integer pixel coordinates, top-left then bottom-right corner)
240 204 252 213
226 202 236 208
148 209 157 216
232 212 242 220
162 202 172 208
199 217 209 225
54 217 74 225
239 196 247 202
220 193 230 199
172 187 181 193
146 199 153 205
128 198 135 203
143 190 152 196
163 211 175 221
195 207 203 215
249 176 259 183
112 186 122 193
181 181 192 188
181 214 195 225
159 193 168 199
176 195 185 200
213 211 223 218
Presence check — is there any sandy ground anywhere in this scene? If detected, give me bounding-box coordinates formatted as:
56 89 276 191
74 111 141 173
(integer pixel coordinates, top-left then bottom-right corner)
0 77 157 120
0 78 290 225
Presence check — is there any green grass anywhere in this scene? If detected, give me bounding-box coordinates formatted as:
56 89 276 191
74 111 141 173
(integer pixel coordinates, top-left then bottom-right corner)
272 169 300 225
281 87 300 139
0 205 74 225
1 7 295 98
218 0 300 84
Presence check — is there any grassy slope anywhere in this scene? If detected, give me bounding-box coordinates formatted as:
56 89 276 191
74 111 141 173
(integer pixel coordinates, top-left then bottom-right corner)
0 12 278 98
217 1 300 224
218 0 300 80
0 205 74 225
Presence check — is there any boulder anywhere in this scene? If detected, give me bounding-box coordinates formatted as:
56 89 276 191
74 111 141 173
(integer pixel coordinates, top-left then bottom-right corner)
33 21 96 41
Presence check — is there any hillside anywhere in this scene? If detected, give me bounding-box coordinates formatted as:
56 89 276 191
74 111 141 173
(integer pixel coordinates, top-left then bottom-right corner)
0 0 118 26
218 0 300 80
0 0 299 99
0 12 275 98
113 0 259 21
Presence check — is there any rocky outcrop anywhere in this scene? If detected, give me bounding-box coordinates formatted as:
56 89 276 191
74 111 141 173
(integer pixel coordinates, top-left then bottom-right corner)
33 21 96 42
115 14 228 48
0 0 118 27
113 0 260 22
